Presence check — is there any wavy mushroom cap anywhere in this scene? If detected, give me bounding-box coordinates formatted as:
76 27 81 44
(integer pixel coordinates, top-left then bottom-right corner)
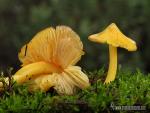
88 23 137 51
19 26 84 69
14 26 90 95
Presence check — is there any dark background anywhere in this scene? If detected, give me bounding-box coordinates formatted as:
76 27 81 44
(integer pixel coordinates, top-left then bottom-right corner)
0 0 150 73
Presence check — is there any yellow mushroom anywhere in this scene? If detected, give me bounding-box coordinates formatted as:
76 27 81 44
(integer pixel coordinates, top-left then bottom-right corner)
0 26 90 95
88 23 137 84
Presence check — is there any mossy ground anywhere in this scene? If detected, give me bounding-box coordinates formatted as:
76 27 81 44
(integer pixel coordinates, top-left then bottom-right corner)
0 68 149 113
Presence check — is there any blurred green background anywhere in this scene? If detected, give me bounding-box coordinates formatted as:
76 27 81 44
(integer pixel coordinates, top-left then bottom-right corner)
0 0 150 73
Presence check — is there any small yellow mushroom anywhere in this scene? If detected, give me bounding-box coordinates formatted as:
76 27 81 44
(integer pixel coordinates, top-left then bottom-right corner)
88 23 137 84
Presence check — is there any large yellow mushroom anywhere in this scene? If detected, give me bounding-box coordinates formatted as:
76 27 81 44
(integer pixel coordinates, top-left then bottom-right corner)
88 23 137 84
0 26 90 95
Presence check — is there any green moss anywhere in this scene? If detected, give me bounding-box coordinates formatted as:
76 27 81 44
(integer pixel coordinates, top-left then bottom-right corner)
0 69 149 113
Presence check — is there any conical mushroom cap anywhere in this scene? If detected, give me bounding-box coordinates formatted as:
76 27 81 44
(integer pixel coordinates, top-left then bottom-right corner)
88 23 137 51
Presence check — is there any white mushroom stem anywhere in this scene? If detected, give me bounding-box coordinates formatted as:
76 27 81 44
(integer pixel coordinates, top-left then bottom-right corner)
104 45 117 84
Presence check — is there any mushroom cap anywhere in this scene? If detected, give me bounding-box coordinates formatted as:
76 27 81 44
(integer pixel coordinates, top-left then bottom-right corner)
88 23 137 51
19 26 84 68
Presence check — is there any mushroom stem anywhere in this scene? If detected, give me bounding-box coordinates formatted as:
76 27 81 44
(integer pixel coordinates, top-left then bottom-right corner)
104 45 117 83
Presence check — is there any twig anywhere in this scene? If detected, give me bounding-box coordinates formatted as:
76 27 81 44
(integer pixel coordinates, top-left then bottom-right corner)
25 44 28 56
